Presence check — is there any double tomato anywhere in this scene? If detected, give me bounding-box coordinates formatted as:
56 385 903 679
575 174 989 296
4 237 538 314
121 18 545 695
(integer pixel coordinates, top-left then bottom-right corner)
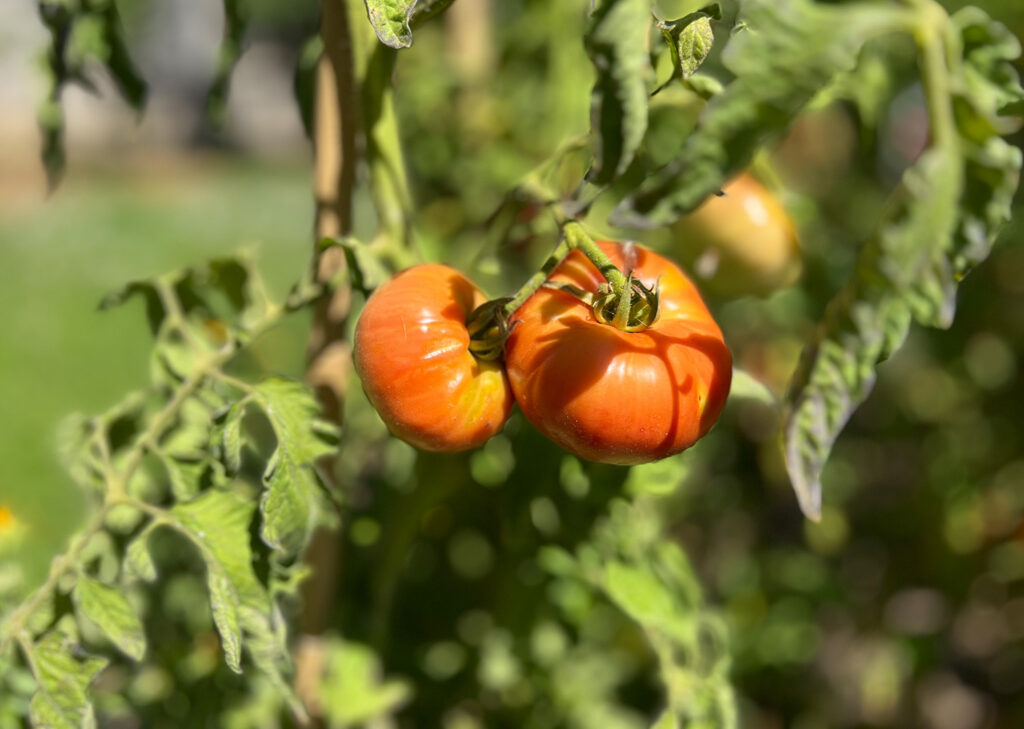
354 242 731 463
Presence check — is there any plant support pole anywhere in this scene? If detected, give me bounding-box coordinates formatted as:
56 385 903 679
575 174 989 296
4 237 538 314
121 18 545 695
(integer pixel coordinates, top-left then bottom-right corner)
297 0 360 720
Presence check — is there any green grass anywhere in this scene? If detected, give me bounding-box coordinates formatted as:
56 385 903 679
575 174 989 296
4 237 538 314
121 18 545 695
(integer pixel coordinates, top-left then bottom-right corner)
0 157 316 586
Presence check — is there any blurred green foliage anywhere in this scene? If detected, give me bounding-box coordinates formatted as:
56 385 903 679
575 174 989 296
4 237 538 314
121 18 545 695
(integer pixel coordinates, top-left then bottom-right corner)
3 0 1024 727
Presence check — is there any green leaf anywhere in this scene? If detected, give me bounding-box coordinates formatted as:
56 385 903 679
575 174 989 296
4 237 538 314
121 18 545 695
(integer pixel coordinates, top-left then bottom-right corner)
952 7 1024 119
676 14 714 79
252 378 339 557
585 0 653 185
72 577 146 661
56 415 105 497
293 36 323 140
729 367 776 406
96 0 148 112
169 489 298 711
319 639 411 727
319 236 393 295
410 0 454 26
28 630 108 729
658 5 721 83
206 0 247 125
171 490 258 673
364 0 415 49
124 530 157 583
158 454 206 501
612 0 904 227
213 400 247 476
783 147 962 519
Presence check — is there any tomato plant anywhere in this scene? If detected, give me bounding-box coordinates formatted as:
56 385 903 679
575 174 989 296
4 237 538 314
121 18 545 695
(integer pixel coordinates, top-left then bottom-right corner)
505 241 732 465
354 264 514 452
4 0 1022 727
671 172 801 298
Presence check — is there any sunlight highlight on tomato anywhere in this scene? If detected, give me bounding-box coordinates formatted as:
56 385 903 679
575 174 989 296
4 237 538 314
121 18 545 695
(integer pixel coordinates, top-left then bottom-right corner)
354 264 514 452
505 241 731 465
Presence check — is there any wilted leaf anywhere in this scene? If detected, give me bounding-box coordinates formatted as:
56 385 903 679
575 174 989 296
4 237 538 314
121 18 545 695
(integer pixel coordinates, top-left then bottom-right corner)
784 147 962 519
585 0 653 185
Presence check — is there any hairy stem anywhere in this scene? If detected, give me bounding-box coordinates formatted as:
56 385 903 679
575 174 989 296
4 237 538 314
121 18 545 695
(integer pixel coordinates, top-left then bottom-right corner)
564 222 628 292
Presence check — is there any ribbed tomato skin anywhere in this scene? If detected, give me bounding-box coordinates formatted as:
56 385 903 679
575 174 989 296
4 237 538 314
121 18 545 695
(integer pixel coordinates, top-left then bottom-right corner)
504 242 732 465
354 264 514 452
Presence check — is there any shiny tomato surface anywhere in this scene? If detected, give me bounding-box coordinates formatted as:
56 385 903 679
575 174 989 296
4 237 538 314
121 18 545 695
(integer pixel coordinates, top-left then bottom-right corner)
504 242 731 465
354 264 514 452
672 172 801 297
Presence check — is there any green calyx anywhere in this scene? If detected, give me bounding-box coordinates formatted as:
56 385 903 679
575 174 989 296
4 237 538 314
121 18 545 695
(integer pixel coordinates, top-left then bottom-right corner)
466 297 514 361
592 274 660 332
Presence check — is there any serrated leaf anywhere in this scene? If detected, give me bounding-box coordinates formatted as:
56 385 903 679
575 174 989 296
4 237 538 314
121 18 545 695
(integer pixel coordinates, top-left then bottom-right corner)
612 0 903 227
784 147 962 519
659 6 721 83
171 490 258 673
585 0 653 185
158 454 206 501
676 15 714 79
213 400 247 475
952 7 1024 119
253 378 339 557
168 489 298 709
364 0 415 49
56 415 105 497
124 530 157 583
28 630 108 729
72 577 146 661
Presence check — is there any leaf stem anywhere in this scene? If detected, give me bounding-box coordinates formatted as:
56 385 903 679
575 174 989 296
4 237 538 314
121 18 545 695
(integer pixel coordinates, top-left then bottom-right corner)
912 0 957 148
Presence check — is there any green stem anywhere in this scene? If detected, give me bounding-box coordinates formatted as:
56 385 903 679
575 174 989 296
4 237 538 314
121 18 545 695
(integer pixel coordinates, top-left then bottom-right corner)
498 222 631 320
500 237 573 318
364 45 416 252
564 222 628 292
913 3 957 149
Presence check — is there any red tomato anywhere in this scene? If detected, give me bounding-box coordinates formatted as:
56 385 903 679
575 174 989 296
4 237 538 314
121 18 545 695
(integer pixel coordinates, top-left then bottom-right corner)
354 265 514 452
672 173 801 298
504 242 731 465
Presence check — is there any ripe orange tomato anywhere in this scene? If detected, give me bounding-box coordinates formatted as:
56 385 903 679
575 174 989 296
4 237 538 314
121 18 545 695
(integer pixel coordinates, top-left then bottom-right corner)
504 242 732 465
354 264 514 452
672 173 800 297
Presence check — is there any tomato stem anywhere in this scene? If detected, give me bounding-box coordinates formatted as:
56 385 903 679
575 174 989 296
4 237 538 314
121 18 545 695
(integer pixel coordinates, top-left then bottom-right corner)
563 222 629 293
500 237 574 319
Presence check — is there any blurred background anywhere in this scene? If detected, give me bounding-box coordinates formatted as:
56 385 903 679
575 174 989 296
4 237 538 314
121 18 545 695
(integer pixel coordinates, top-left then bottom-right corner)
1 0 1023 727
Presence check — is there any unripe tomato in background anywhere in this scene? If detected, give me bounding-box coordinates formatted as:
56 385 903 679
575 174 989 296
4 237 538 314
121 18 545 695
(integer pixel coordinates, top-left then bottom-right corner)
505 241 732 465
354 265 514 452
672 172 801 298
